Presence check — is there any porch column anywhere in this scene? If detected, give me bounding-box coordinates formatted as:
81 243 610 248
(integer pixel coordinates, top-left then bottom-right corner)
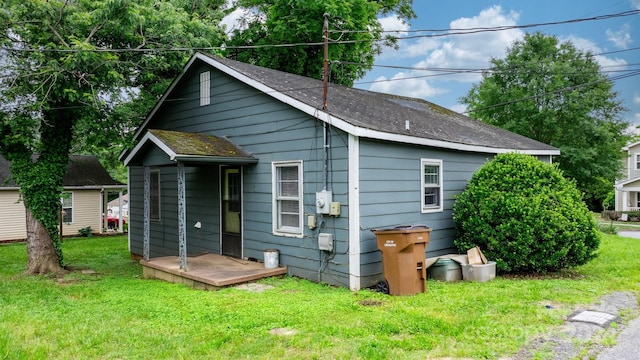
118 190 124 233
622 191 629 212
177 162 187 270
143 166 150 261
100 189 107 235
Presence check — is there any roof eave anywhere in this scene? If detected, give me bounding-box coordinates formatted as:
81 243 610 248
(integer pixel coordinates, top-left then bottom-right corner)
351 126 560 155
173 154 259 164
64 185 127 190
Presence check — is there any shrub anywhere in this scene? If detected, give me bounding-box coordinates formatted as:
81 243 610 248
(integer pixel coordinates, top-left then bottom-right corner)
78 226 93 237
453 153 600 274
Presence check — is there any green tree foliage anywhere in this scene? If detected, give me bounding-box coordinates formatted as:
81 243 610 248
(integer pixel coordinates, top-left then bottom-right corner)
453 153 600 274
461 32 630 210
0 0 227 273
226 0 415 86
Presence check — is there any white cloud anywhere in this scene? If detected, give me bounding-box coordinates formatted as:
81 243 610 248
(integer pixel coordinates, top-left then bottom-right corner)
219 0 265 37
416 6 524 83
450 103 468 115
220 8 247 35
368 73 448 99
606 24 632 49
564 35 628 70
378 15 410 35
368 5 524 99
634 94 640 105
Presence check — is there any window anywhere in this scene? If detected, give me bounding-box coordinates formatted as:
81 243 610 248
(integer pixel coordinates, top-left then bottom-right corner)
635 154 640 170
421 159 443 213
200 71 210 106
272 161 303 235
150 170 160 221
61 192 73 223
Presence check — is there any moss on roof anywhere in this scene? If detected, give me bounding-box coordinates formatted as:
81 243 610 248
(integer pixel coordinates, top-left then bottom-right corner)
148 129 252 158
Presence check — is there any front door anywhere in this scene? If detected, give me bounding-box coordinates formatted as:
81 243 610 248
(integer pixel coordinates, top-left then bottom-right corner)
222 167 242 258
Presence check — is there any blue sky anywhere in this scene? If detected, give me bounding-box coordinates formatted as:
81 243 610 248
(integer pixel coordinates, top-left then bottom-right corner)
354 0 640 130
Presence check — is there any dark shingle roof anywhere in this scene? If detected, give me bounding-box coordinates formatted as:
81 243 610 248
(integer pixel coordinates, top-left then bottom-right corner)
205 53 557 153
0 154 125 188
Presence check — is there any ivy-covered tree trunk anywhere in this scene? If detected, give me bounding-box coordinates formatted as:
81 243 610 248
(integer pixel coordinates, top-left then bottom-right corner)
1 0 228 275
16 106 74 275
25 207 65 275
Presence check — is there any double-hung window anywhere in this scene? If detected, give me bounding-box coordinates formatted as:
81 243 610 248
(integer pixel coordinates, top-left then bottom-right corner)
421 159 443 213
635 153 640 170
150 170 160 221
61 192 73 223
272 161 303 236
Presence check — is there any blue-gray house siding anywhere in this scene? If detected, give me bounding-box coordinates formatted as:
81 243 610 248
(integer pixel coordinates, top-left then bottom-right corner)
123 52 559 290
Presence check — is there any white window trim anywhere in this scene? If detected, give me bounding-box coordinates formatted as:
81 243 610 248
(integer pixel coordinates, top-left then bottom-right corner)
421 158 443 213
272 160 304 237
61 191 74 224
635 153 640 170
200 71 210 106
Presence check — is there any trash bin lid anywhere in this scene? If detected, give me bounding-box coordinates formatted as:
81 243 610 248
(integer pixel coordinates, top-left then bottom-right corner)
394 224 429 230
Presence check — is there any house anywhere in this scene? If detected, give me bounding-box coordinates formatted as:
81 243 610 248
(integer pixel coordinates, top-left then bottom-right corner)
0 155 127 241
108 193 129 220
614 141 640 212
122 52 559 290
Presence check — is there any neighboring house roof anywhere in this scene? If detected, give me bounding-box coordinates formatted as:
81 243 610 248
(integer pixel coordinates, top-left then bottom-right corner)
131 52 559 156
0 154 125 190
616 176 640 188
108 194 129 208
623 140 640 151
124 129 258 165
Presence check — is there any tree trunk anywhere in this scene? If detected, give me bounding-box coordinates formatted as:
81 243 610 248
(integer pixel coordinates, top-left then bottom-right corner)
25 207 66 275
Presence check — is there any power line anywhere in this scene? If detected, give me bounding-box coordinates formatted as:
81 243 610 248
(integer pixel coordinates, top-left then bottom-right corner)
1 10 638 53
461 69 640 115
332 9 640 38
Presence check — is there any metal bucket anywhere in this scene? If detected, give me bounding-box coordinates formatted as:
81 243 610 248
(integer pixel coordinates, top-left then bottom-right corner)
264 249 279 269
429 258 462 282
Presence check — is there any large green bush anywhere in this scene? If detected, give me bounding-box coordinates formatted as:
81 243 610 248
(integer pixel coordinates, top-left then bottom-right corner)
453 153 600 273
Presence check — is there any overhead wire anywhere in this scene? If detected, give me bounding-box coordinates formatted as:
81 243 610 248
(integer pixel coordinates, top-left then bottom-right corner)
0 9 637 53
0 8 637 114
329 9 640 37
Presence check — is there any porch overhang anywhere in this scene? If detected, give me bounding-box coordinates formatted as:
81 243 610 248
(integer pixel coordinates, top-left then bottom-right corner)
123 129 258 166
616 177 640 191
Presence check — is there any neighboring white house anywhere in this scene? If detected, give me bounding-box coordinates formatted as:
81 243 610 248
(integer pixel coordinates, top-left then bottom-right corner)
0 155 127 241
108 193 129 221
615 141 640 212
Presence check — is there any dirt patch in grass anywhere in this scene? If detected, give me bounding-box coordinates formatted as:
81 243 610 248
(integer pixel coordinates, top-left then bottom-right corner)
358 299 384 307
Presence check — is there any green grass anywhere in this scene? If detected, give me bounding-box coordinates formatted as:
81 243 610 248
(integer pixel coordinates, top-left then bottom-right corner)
1 234 639 359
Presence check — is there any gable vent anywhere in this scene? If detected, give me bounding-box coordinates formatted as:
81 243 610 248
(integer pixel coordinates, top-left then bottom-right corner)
200 71 210 106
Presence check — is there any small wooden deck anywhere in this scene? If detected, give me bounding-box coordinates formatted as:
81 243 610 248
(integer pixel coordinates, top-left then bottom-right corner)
140 254 287 290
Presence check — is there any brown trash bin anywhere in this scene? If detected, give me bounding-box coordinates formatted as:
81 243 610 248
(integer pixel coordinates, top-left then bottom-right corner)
372 225 431 295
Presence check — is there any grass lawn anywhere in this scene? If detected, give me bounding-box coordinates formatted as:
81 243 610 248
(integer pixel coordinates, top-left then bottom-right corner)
1 234 639 359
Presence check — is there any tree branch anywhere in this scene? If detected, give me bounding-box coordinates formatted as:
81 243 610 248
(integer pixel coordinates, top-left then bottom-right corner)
47 23 69 48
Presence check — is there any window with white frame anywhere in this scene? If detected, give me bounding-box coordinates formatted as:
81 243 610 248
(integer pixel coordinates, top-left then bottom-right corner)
200 71 210 106
150 170 160 221
272 161 303 235
421 159 443 213
635 153 640 170
61 192 73 223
